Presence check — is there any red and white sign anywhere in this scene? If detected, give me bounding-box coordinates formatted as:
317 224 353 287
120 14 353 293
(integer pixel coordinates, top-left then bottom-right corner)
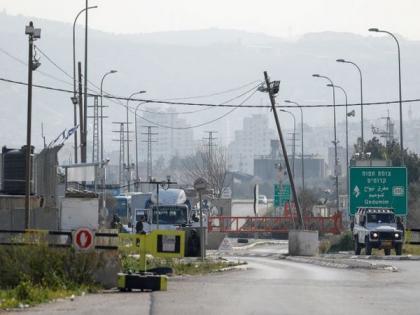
73 227 94 250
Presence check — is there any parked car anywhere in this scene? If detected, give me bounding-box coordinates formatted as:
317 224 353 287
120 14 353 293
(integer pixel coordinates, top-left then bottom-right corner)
352 207 403 255
258 195 268 204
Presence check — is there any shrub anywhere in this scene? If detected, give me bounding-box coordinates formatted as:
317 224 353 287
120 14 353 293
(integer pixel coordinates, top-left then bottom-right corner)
0 244 102 290
328 231 354 252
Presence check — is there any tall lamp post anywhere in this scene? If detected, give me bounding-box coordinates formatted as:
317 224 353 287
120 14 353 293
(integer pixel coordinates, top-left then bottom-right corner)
327 84 349 176
285 100 305 192
313 74 339 213
135 101 147 192
369 28 404 164
72 5 97 163
336 58 364 153
24 21 41 229
280 109 296 178
126 91 146 192
100 70 117 163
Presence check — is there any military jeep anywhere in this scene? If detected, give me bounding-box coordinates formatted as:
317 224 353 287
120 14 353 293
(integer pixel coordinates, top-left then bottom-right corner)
352 208 403 255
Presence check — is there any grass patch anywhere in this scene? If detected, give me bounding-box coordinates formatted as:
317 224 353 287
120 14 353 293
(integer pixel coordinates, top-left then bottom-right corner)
0 244 102 310
402 244 420 255
319 231 354 253
121 255 245 275
0 283 98 309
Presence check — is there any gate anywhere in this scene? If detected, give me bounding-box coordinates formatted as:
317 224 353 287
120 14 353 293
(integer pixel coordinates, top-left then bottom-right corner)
208 213 343 235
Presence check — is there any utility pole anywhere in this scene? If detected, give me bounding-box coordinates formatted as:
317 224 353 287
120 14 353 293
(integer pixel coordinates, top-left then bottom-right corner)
112 122 131 190
83 0 89 163
24 21 41 229
203 131 217 175
262 72 304 229
142 126 158 180
78 62 85 162
89 95 99 162
203 131 217 158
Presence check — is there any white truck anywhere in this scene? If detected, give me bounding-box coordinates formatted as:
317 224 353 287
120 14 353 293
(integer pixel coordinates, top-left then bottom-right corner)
131 188 203 233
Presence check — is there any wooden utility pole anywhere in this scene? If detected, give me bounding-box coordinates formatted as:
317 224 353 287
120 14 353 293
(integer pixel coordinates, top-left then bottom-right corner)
263 71 304 229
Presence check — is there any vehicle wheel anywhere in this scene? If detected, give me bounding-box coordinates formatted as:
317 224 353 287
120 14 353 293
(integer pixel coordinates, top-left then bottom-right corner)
354 239 361 255
395 243 402 256
384 248 391 256
365 241 372 255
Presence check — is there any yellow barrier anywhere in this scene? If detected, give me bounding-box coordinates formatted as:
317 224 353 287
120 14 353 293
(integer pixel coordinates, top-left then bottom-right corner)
119 230 185 271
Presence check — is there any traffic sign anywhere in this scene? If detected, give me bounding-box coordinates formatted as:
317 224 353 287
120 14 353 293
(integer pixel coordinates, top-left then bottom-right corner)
274 184 291 207
73 227 94 250
194 177 208 191
349 167 407 215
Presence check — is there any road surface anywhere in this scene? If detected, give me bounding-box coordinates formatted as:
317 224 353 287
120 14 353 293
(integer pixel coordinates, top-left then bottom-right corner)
11 244 420 315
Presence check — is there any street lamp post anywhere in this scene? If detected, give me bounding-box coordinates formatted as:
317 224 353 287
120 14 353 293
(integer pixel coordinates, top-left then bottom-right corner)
100 70 117 163
72 5 97 163
327 84 352 213
135 101 147 192
327 84 349 176
369 28 404 163
313 74 339 213
126 91 146 192
285 100 305 192
280 109 296 178
336 58 364 153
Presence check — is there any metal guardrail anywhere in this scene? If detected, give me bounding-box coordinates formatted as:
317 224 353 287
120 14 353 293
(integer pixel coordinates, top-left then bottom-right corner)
208 214 343 234
0 229 119 250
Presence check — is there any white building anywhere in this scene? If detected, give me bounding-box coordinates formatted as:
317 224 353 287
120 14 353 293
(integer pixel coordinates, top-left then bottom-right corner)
228 114 276 174
138 108 194 166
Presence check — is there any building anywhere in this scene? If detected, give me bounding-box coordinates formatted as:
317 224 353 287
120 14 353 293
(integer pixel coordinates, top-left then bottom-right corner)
138 108 195 166
228 114 276 174
328 145 347 176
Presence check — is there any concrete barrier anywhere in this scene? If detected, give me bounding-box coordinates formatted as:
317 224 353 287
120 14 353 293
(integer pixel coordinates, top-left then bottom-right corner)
206 232 226 250
288 230 319 256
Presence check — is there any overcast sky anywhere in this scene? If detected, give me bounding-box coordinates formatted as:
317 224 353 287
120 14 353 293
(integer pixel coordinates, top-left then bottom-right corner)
2 0 420 39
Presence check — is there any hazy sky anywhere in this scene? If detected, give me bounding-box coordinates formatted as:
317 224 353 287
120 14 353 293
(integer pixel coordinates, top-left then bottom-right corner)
2 0 420 39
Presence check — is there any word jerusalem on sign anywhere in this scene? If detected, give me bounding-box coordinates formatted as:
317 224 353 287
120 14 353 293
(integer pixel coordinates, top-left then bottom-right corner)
349 166 408 216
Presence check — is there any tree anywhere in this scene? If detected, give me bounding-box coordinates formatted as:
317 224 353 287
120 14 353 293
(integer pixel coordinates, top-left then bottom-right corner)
354 137 420 227
182 146 228 198
354 137 420 183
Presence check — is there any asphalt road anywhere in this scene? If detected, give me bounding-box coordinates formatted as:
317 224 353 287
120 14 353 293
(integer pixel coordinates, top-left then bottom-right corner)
11 244 420 315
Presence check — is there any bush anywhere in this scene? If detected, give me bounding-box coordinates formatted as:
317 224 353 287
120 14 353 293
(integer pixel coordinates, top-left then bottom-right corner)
319 240 331 254
0 244 102 290
327 232 354 253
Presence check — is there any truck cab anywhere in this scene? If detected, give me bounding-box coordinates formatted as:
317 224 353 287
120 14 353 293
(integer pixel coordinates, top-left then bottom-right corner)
352 207 403 255
131 188 202 233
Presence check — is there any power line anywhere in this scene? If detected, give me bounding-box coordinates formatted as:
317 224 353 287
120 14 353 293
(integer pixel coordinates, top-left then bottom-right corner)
34 46 74 81
0 47 75 88
132 83 260 116
134 88 260 130
1 76 420 109
157 80 262 101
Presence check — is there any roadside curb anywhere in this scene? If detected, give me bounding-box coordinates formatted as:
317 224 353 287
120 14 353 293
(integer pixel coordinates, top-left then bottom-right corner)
321 253 420 261
284 256 399 271
232 240 284 250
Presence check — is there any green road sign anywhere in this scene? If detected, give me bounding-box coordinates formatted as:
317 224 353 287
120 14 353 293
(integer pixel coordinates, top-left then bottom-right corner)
274 184 291 207
349 167 408 215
